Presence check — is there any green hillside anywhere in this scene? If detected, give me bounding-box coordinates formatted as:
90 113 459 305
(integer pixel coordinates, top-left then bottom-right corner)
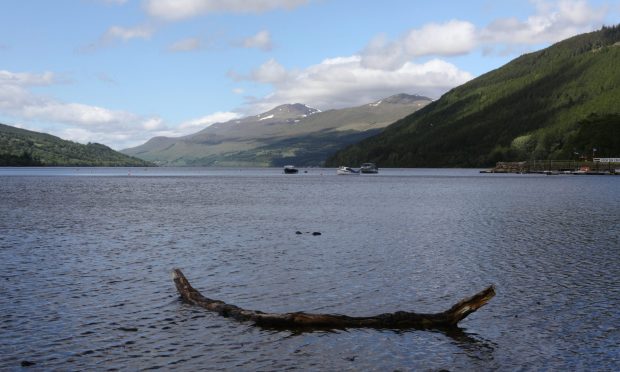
327 25 620 167
0 123 154 166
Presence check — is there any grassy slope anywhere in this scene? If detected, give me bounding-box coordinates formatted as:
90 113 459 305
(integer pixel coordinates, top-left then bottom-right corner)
327 26 620 167
181 129 384 167
0 123 153 166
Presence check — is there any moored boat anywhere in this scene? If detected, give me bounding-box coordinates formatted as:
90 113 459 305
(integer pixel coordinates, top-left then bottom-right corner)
359 163 378 174
336 166 359 175
283 165 299 174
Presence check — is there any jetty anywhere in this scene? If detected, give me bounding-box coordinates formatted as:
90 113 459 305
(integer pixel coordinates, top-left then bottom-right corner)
482 158 620 175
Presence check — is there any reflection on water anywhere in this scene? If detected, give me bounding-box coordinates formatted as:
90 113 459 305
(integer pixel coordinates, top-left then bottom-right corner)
0 168 618 370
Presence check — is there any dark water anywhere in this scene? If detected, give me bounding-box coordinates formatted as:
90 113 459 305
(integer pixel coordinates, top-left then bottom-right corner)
1 168 619 371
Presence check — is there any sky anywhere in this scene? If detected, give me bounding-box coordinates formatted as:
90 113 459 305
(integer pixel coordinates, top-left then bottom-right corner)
1 0 618 150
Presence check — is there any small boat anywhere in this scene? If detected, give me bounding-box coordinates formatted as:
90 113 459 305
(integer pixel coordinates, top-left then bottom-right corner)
283 165 299 174
337 166 359 175
359 163 378 174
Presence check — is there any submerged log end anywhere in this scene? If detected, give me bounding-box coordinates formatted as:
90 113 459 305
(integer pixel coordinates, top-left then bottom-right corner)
444 285 496 326
172 268 192 296
172 268 215 307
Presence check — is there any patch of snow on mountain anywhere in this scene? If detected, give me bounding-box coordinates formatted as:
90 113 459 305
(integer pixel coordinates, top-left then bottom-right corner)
304 104 321 113
259 114 274 121
369 100 382 107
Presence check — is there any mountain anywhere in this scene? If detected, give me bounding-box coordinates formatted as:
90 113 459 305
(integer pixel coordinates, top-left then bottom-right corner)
326 25 620 168
122 94 431 166
0 123 153 166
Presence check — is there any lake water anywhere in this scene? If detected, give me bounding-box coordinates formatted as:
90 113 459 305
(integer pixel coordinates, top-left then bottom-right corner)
1 167 619 371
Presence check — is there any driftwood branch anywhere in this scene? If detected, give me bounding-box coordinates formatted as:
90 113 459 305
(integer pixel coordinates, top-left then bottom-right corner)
172 268 495 330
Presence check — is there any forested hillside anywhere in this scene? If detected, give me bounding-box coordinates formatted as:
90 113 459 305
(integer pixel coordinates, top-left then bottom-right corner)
0 123 153 166
327 26 620 167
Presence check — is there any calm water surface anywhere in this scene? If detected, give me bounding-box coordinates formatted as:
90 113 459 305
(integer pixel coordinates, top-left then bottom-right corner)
1 168 619 371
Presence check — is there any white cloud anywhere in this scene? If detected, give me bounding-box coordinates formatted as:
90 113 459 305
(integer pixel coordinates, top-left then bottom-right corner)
480 0 608 47
105 24 155 41
404 20 478 57
360 20 476 71
19 102 137 127
80 23 156 52
0 69 248 149
0 70 57 86
142 117 166 130
0 69 165 149
247 58 291 83
168 37 202 52
360 1 609 66
0 69 250 148
233 56 473 113
143 0 310 21
58 127 130 147
360 34 406 70
98 0 128 4
178 111 242 131
241 30 273 51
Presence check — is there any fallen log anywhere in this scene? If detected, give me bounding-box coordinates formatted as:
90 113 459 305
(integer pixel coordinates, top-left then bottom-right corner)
172 268 495 330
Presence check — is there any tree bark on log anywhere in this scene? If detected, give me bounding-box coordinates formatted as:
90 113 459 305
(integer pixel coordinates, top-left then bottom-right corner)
172 268 495 330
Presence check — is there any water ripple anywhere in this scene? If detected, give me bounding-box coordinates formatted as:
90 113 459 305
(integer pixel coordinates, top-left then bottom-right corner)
0 171 618 370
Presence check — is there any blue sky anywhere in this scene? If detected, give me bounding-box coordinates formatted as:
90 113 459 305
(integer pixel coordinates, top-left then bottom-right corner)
1 0 618 149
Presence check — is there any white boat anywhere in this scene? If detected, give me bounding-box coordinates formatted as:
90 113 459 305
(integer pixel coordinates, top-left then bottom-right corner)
336 166 359 175
283 165 299 174
359 163 378 174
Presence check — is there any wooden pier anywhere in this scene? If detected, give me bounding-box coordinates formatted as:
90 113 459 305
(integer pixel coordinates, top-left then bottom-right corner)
483 160 620 175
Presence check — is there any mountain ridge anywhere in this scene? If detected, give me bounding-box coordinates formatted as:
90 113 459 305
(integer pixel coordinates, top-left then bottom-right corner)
123 93 431 166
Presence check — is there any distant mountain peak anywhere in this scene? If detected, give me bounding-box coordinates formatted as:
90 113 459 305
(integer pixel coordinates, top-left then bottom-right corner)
258 103 320 120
